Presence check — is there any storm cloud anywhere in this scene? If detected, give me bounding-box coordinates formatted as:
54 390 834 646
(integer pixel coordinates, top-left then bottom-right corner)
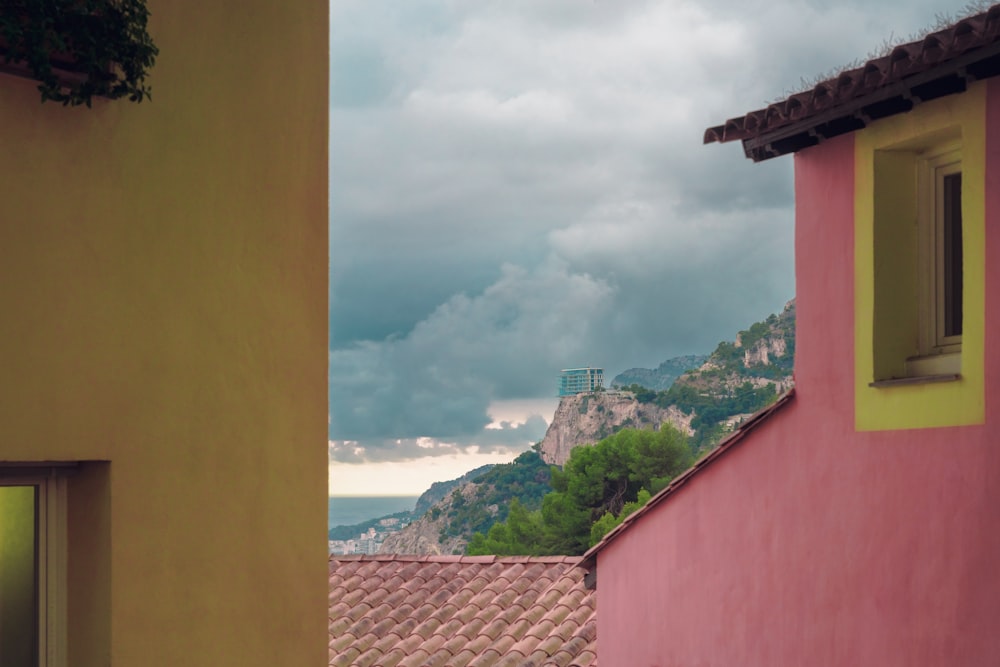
331 0 959 463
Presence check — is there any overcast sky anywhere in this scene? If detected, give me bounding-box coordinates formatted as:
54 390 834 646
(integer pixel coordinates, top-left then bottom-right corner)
330 0 964 495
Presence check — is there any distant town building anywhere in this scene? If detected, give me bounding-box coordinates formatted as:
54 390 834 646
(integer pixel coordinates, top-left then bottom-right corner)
355 537 380 555
559 367 604 396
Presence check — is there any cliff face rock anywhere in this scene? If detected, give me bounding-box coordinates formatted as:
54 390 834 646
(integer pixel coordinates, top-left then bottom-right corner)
741 335 787 366
380 481 487 555
413 465 494 517
538 392 693 466
672 299 796 397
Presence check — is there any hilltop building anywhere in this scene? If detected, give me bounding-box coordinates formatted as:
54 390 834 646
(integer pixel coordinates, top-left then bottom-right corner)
583 6 1000 666
558 367 604 396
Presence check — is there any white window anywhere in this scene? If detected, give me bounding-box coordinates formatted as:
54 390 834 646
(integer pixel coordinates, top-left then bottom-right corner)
0 473 66 667
908 146 963 377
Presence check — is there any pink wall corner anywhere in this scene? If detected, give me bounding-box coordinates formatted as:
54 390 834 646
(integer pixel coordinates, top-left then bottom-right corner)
792 133 856 426
596 119 1000 666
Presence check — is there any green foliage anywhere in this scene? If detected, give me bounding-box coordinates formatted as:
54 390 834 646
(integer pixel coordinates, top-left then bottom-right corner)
436 450 551 540
712 341 743 370
468 426 693 556
0 0 158 106
620 307 795 447
589 488 651 546
739 320 771 351
623 383 656 403
690 421 728 451
467 498 547 556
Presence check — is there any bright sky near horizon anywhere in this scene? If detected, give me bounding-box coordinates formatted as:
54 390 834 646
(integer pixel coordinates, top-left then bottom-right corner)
330 0 968 496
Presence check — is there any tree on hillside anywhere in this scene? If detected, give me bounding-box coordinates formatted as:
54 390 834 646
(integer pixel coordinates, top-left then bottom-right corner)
467 425 693 556
590 488 652 546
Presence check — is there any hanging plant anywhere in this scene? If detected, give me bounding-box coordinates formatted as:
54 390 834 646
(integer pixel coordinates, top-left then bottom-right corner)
0 0 158 107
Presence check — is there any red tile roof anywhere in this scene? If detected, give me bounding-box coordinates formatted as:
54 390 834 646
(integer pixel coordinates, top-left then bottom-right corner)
705 3 1000 161
580 390 795 571
329 555 597 667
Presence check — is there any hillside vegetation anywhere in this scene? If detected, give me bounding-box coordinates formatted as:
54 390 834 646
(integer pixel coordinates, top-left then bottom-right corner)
622 299 794 450
468 424 693 556
612 354 709 391
379 450 552 555
433 450 551 540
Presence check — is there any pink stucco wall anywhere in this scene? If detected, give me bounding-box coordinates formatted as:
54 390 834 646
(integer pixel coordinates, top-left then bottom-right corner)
596 79 1000 666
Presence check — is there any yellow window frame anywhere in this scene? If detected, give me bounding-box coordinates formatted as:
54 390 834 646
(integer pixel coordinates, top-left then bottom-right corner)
855 82 985 431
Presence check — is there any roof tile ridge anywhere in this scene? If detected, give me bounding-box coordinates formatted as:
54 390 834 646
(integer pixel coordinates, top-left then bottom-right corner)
458 554 497 563
329 553 366 563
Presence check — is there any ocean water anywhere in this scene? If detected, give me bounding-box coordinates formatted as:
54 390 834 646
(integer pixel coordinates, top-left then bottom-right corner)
329 496 419 530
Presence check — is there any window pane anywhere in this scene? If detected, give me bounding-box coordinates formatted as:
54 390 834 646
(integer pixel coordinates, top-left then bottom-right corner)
943 172 962 337
0 486 38 667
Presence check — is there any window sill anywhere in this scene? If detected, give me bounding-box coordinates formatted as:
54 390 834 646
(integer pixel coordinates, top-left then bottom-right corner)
869 373 960 388
905 351 960 377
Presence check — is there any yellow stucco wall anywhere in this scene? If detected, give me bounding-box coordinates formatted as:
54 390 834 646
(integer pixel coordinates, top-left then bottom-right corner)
855 83 985 430
0 2 328 665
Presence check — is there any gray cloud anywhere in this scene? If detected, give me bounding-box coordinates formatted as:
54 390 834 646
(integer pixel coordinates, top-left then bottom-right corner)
330 259 615 442
330 0 956 457
329 415 548 464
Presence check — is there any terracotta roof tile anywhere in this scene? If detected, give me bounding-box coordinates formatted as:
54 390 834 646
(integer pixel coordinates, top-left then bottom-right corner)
388 603 418 625
329 631 358 654
532 633 566 658
439 632 475 658
330 555 596 666
430 616 464 639
396 648 433 667
331 645 362 667
329 615 353 638
705 4 1000 160
455 617 488 641
346 615 376 640
463 648 500 666
492 653 530 667
415 632 446 656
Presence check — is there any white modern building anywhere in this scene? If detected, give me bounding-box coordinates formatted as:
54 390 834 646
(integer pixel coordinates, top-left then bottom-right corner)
559 367 604 396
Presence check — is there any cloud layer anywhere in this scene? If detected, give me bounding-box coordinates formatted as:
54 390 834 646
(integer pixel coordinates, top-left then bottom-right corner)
331 0 953 463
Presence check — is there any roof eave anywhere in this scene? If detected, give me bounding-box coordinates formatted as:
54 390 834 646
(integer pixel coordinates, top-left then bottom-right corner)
706 38 1000 162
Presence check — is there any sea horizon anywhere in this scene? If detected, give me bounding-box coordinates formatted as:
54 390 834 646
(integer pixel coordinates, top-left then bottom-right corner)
329 495 420 531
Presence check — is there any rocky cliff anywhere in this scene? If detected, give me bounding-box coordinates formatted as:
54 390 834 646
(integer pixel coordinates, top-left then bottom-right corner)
673 299 795 396
540 299 796 464
413 464 494 517
380 450 551 556
538 392 693 466
379 481 485 555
